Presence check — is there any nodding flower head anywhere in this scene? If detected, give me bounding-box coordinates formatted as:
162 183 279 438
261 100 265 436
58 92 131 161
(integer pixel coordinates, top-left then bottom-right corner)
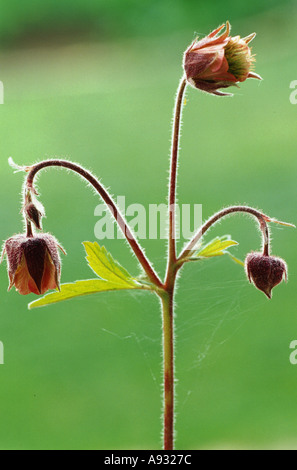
1 233 64 296
245 252 288 299
183 21 262 96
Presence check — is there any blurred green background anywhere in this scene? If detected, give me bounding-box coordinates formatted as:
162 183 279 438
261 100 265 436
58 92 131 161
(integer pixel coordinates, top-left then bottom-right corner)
0 0 296 450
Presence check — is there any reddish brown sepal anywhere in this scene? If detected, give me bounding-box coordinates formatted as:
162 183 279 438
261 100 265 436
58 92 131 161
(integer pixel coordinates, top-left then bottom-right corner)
245 252 287 299
2 233 63 296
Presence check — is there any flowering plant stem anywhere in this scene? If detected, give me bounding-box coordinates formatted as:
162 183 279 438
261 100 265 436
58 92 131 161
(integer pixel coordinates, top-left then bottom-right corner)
18 79 279 451
160 290 175 450
6 26 292 448
161 79 274 449
162 76 187 449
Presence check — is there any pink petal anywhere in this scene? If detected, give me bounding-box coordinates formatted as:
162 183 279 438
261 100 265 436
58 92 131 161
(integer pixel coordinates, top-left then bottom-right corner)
41 250 58 294
13 255 39 295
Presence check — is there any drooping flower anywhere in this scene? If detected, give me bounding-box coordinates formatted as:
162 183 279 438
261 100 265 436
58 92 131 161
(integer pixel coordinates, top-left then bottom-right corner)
1 233 64 295
183 21 262 96
245 252 287 299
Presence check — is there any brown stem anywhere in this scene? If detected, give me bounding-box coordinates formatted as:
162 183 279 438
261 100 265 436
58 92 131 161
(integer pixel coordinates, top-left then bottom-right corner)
26 220 33 238
178 205 271 262
160 77 187 450
26 159 163 288
167 78 187 270
161 288 175 450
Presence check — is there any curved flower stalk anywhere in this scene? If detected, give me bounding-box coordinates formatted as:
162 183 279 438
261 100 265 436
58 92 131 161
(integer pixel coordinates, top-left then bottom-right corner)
1 22 294 451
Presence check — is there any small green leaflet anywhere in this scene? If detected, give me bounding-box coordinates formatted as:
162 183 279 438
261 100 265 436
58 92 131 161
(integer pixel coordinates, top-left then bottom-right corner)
29 242 147 309
194 235 239 259
83 241 135 285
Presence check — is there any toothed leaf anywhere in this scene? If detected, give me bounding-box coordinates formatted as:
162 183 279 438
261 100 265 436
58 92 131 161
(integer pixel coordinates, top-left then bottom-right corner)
28 241 150 309
195 235 239 258
83 241 136 286
28 278 145 309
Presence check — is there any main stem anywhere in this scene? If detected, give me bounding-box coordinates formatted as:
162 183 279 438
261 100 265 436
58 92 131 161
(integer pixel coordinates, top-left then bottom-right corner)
162 79 272 449
161 286 175 450
162 77 187 450
167 77 187 267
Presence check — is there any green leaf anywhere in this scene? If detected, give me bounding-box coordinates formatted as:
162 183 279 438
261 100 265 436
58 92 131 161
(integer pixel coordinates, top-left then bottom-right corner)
83 241 136 287
195 235 239 259
28 278 145 309
28 242 150 309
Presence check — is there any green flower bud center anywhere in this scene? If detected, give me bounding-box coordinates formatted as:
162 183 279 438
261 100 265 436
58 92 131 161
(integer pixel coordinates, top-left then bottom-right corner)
224 38 253 81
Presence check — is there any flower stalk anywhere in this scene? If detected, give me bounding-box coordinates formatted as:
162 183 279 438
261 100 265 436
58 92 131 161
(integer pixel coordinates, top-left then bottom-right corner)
167 77 187 267
25 159 163 289
178 205 272 262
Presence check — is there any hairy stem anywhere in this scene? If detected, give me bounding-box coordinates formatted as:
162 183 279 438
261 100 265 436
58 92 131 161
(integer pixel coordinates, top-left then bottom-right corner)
26 159 163 288
178 205 271 262
167 77 187 270
26 220 33 238
161 288 175 450
161 77 187 450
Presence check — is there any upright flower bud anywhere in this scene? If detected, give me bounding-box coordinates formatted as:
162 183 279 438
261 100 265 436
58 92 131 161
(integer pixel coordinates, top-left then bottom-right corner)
245 252 287 299
183 21 262 96
1 233 63 295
